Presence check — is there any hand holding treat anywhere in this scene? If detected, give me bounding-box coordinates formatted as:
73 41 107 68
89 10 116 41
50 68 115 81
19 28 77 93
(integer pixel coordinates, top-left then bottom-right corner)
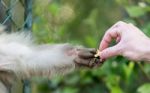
99 21 150 62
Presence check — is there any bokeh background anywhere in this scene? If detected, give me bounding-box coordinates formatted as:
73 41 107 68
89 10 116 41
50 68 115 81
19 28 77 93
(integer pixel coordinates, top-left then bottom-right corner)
31 0 150 93
1 0 150 93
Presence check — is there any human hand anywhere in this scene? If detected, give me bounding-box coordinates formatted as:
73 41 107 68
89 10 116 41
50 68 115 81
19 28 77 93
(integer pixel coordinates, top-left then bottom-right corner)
99 21 150 61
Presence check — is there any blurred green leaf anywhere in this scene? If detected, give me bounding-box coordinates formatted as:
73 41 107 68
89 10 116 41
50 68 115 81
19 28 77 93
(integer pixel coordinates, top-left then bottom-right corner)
111 86 123 93
123 62 135 80
146 0 150 3
125 6 147 17
138 83 150 93
48 3 60 16
105 74 123 93
62 87 79 93
31 0 150 93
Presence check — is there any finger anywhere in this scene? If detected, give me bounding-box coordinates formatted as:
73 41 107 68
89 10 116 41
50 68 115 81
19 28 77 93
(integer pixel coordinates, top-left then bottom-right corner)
77 48 96 58
88 48 97 54
89 58 105 68
99 28 119 51
77 48 96 54
78 51 94 58
74 58 90 67
99 21 127 51
88 58 98 68
74 58 99 68
100 44 121 59
116 36 121 43
92 58 104 68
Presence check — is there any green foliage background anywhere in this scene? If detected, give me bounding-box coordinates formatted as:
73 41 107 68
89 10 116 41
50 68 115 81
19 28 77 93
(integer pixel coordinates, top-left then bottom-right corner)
31 0 150 93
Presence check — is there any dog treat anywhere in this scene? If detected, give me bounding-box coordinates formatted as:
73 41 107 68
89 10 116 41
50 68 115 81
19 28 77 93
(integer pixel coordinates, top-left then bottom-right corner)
94 49 101 59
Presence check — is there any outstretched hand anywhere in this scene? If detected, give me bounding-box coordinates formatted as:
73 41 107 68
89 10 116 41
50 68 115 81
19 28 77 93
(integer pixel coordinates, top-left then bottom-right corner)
74 48 103 68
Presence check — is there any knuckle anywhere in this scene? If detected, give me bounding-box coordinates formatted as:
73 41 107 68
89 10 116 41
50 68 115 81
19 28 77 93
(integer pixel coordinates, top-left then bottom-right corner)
128 23 134 27
89 48 96 52
117 21 125 24
115 21 126 27
74 57 80 63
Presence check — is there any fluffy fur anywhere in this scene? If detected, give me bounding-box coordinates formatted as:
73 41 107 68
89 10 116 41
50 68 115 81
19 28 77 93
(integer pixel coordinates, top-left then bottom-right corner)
0 26 98 93
0 32 76 79
0 26 78 93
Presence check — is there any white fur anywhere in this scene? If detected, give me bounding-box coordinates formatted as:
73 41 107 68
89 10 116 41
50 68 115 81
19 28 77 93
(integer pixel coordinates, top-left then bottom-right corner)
0 27 76 79
0 81 8 93
0 26 80 93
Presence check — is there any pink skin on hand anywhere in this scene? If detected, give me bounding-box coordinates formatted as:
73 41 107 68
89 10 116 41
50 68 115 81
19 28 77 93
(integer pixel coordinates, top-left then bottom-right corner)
99 21 150 61
99 21 125 60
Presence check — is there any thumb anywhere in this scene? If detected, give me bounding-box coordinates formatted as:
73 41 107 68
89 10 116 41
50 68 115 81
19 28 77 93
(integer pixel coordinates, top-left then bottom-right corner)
100 45 121 59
